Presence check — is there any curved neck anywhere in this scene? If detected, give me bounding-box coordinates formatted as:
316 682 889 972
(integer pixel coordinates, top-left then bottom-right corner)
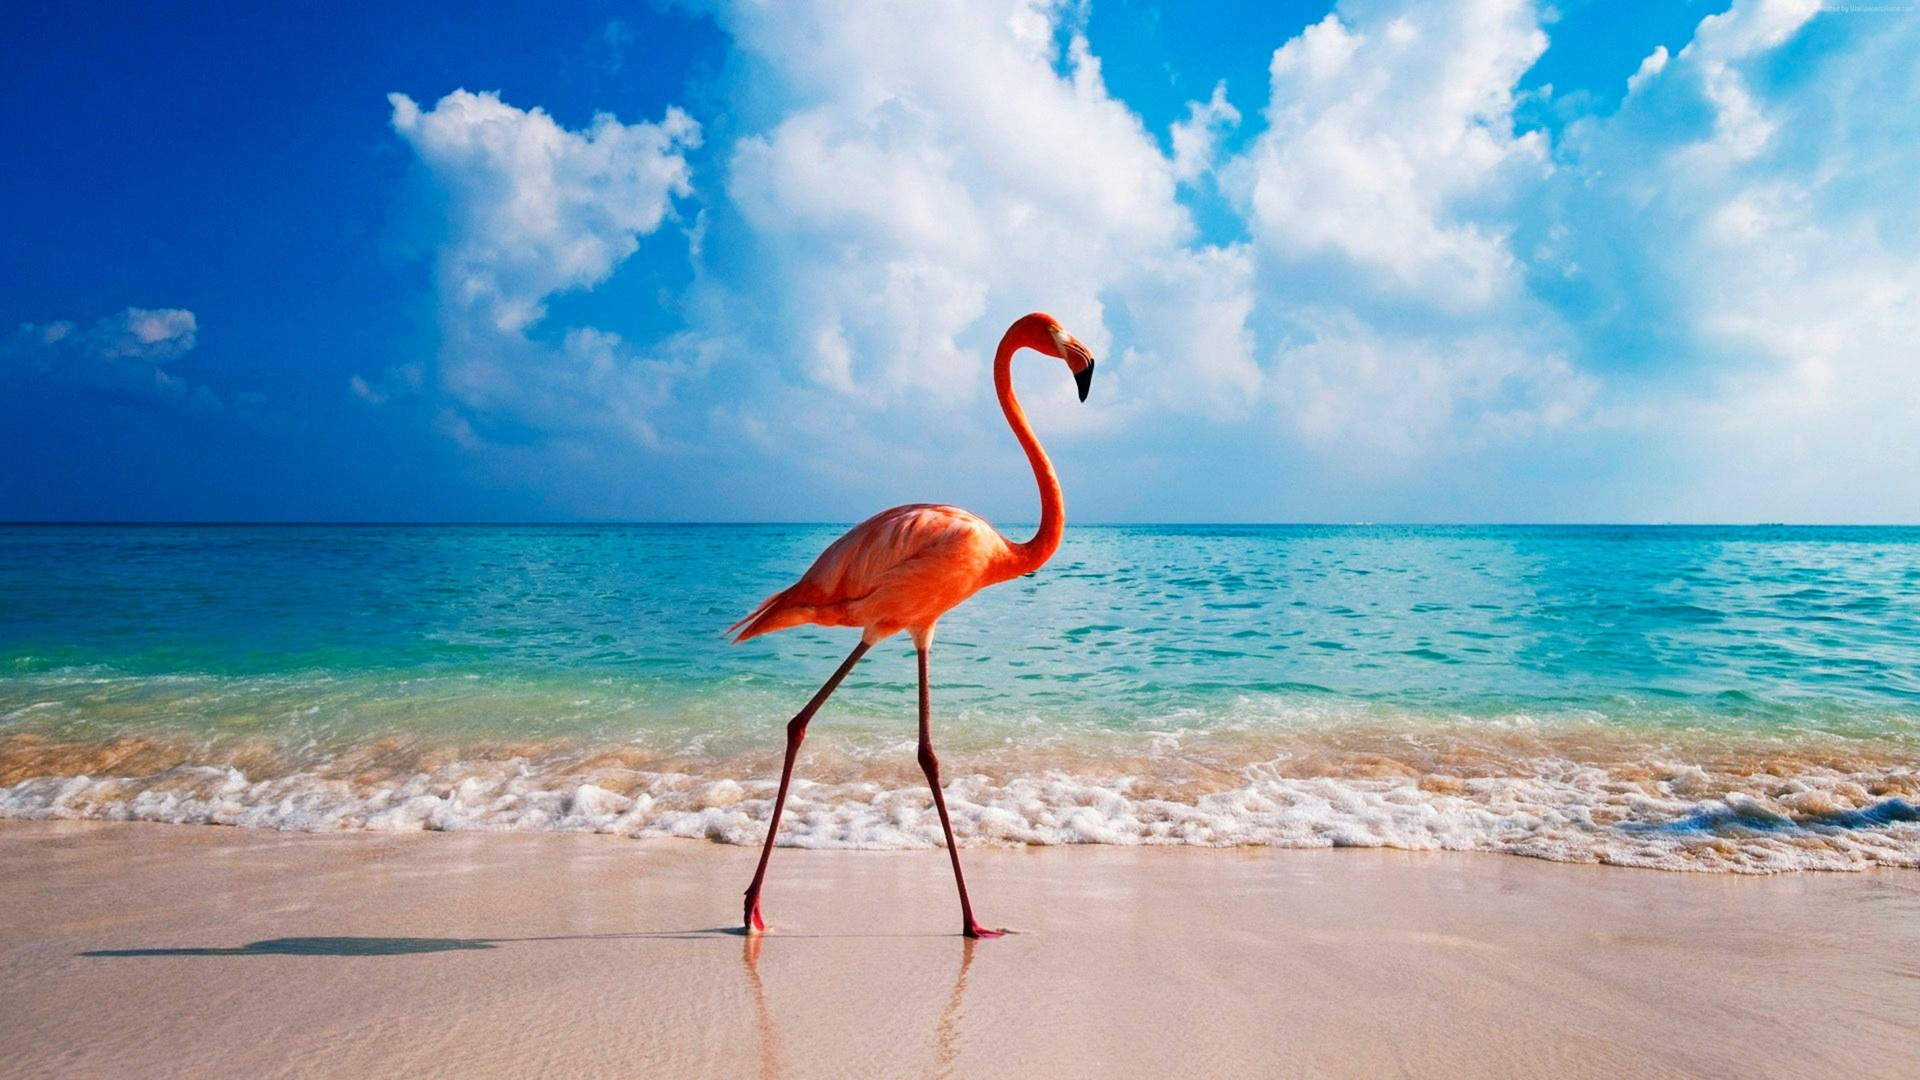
994 326 1063 576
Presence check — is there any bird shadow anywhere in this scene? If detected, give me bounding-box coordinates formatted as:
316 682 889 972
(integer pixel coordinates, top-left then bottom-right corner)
79 927 742 958
82 937 497 957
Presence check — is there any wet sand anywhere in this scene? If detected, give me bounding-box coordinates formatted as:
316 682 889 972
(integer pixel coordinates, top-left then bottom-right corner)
2 821 1917 1078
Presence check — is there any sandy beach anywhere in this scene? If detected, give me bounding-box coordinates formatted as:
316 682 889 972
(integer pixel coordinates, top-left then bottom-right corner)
1 822 1915 1078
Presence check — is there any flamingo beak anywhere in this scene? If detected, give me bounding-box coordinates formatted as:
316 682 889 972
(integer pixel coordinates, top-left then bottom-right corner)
1066 340 1095 402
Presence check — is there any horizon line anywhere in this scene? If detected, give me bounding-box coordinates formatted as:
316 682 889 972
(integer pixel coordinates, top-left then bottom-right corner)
1 520 1911 529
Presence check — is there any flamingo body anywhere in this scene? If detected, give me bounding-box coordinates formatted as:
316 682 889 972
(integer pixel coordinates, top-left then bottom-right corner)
730 312 1096 939
730 503 1015 646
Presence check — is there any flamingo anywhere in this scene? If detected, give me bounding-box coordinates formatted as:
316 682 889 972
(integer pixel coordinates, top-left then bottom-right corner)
729 312 1096 939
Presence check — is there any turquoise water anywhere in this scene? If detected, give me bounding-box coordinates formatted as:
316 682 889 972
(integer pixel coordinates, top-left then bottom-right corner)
3 524 1917 870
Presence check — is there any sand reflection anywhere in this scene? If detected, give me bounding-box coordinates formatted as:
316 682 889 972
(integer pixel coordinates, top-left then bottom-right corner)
741 933 977 1079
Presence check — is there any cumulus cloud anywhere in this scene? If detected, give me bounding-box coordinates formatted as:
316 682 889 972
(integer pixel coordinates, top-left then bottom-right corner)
1203 0 1594 462
1115 244 1263 418
86 307 198 361
366 2 1578 496
1169 81 1240 183
4 307 217 410
1552 0 1920 517
1224 0 1550 308
1625 45 1668 95
354 0 1920 519
382 89 701 447
708 0 1259 461
1271 313 1594 459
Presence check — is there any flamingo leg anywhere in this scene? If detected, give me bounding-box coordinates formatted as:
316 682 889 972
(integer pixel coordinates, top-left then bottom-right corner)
743 640 870 934
917 646 1004 939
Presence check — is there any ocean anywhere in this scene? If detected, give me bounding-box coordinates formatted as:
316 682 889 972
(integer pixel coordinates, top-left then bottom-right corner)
2 523 1916 872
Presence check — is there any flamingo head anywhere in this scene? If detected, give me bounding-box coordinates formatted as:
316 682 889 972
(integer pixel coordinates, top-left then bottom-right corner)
1030 314 1096 401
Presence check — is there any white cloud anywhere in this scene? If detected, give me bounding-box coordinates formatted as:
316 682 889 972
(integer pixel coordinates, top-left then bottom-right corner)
350 0 1920 520
1169 81 1240 183
5 307 215 409
1272 313 1594 461
1671 0 1821 164
1116 245 1263 418
384 89 700 446
1207 0 1595 461
1224 0 1550 307
89 307 198 361
1626 45 1668 95
1688 0 1821 61
1576 1 1920 518
702 0 1262 486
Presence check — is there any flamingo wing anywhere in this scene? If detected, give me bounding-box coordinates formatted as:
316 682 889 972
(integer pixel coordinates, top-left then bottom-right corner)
729 504 1007 642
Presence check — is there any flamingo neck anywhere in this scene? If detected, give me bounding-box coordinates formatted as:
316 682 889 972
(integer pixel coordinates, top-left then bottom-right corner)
994 326 1063 577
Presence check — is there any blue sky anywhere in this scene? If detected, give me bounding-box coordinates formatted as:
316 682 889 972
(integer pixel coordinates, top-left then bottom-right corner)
5 0 1916 523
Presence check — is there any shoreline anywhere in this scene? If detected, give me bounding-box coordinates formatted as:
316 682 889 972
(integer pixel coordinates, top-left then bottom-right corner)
4 821 1918 1077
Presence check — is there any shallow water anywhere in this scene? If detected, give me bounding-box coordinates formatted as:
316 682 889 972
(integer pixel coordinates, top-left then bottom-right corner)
3 524 1917 871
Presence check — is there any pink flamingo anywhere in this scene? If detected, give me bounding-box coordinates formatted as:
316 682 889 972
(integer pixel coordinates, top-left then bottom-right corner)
729 312 1096 939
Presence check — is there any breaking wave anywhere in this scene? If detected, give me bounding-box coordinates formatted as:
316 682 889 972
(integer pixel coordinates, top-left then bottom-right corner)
5 721 1917 873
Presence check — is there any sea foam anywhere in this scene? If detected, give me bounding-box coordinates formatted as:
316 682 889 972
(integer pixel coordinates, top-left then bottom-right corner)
4 736 1916 873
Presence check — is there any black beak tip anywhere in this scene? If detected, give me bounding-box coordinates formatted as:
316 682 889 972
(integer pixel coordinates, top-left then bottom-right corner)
1075 357 1095 402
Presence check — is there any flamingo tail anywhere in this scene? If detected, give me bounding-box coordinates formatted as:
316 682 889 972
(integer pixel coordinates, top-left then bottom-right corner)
727 587 813 643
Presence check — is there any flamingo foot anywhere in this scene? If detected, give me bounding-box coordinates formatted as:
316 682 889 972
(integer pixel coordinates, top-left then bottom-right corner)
744 892 766 935
963 921 1005 939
